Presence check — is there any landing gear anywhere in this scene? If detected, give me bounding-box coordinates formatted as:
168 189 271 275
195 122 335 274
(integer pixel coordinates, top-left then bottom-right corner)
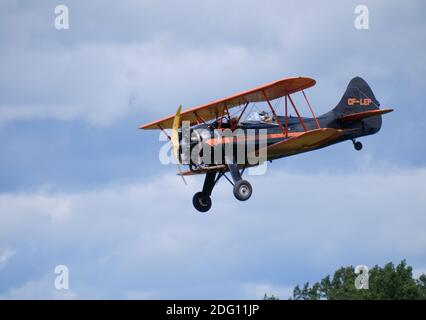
192 192 212 212
227 162 253 202
192 171 216 213
233 180 252 201
352 139 363 151
192 161 253 212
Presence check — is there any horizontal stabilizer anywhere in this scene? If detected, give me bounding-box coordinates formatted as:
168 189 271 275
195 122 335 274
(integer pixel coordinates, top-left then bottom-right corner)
340 108 393 122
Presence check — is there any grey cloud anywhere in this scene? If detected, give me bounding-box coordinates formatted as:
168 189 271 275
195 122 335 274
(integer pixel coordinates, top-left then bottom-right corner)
1 0 425 125
1 0 426 299
1 167 425 298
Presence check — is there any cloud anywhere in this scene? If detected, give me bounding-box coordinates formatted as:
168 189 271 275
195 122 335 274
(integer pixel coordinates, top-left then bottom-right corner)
0 166 425 298
0 0 425 126
0 274 78 300
0 0 426 300
0 249 16 268
0 40 282 126
413 268 426 279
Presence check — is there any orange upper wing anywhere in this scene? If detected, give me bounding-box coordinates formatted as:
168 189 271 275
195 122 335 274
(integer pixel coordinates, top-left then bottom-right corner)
140 76 316 129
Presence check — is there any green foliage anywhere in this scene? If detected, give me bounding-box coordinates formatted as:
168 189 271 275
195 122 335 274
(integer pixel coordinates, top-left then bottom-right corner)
292 260 426 300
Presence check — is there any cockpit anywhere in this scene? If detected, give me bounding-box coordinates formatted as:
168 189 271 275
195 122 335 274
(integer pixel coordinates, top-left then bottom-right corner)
244 111 275 124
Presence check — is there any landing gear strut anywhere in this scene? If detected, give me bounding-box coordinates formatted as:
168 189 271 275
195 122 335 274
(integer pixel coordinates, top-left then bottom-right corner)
227 163 252 201
192 162 253 213
352 139 363 151
192 172 215 213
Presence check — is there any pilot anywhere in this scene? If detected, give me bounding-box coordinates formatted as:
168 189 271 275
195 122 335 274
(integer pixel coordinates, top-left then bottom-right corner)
259 110 272 123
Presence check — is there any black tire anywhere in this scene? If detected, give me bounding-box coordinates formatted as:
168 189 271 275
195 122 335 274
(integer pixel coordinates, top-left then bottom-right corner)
192 192 212 212
354 141 363 151
233 180 252 201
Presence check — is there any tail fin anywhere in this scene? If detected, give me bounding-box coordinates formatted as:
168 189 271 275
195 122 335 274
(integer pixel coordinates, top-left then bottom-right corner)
333 77 380 115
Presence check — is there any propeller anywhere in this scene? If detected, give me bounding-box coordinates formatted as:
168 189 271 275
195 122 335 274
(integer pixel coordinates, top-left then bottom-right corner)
171 105 187 185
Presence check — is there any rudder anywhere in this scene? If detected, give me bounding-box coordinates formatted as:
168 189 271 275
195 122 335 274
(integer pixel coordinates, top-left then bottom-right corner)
333 77 380 115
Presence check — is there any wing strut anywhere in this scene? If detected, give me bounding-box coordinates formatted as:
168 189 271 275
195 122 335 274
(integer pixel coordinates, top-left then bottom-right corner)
158 124 171 140
262 90 286 135
302 90 321 129
287 94 308 132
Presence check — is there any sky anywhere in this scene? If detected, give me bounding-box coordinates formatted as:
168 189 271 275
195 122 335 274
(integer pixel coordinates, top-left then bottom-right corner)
0 0 425 299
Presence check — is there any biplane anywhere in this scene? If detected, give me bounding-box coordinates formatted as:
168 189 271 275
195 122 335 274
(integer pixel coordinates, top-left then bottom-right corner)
140 76 393 212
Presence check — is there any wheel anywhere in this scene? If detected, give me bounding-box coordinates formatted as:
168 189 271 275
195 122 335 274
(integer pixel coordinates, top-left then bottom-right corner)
192 192 212 212
354 141 363 151
233 180 252 201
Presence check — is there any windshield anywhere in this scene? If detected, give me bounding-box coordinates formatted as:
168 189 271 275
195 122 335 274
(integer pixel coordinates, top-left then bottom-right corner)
244 111 273 123
245 111 262 122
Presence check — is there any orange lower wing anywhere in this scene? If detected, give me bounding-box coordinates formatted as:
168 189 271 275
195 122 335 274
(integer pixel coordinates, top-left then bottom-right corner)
263 128 341 157
178 128 341 175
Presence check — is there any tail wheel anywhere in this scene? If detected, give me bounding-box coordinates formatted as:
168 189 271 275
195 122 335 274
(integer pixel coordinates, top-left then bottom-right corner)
192 192 212 212
354 141 363 151
233 180 252 201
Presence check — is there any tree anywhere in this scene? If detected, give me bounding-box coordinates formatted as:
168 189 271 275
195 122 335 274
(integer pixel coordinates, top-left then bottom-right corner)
263 293 279 300
291 260 426 300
